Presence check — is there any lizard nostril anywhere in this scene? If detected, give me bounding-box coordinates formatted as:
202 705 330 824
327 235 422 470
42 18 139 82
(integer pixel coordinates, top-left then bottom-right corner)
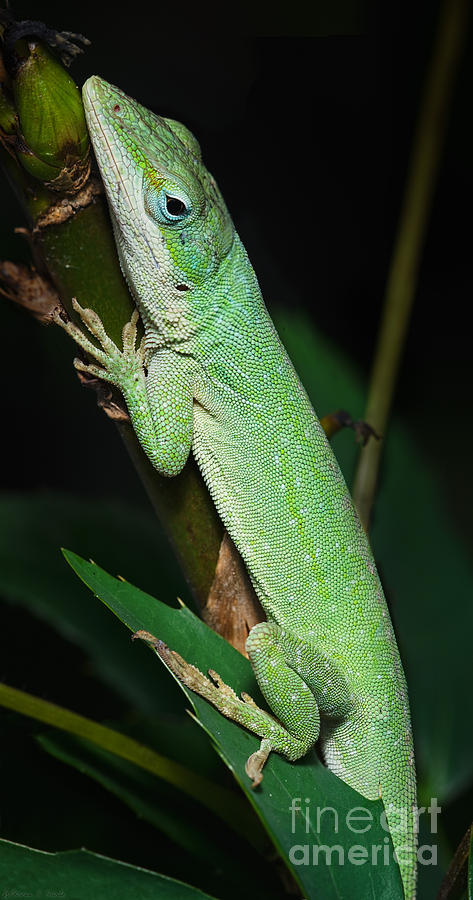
113 103 121 114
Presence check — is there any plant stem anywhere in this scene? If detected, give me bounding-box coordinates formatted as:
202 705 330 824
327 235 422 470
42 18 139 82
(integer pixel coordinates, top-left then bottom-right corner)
436 822 472 899
352 0 468 531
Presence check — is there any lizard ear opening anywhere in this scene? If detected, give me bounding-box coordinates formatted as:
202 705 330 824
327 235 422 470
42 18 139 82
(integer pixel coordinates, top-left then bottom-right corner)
164 118 202 161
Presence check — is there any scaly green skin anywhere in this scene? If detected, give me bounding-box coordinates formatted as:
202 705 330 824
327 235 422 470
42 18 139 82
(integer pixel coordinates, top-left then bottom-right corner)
60 76 417 897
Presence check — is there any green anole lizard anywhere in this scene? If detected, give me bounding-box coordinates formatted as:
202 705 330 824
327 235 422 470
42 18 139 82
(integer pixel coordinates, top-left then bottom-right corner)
55 76 417 898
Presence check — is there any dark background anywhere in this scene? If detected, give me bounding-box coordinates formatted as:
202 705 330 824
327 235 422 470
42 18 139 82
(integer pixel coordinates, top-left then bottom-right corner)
0 1 471 897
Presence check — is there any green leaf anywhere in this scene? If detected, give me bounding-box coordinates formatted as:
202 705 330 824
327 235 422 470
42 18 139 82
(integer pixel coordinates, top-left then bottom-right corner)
64 549 403 900
0 492 184 717
37 730 270 893
0 491 226 787
0 839 218 899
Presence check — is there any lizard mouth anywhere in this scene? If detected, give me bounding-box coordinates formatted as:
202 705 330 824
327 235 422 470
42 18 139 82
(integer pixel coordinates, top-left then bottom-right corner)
82 76 134 207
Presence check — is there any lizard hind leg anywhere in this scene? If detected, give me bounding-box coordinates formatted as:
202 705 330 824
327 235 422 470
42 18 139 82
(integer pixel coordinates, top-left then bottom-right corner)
247 620 353 722
132 629 314 787
133 621 352 787
244 620 353 780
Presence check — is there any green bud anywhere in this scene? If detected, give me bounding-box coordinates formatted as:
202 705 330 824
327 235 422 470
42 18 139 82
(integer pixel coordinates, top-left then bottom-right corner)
11 41 89 192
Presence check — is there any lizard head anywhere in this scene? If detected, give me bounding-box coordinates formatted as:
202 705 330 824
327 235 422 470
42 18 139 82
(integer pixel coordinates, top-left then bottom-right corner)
82 76 234 329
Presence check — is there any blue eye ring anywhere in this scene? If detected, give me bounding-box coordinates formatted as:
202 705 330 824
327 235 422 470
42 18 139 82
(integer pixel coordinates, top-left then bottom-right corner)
144 184 191 224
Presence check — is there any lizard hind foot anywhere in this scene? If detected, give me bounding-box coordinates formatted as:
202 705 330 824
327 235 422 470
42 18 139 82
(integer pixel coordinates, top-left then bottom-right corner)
131 630 318 788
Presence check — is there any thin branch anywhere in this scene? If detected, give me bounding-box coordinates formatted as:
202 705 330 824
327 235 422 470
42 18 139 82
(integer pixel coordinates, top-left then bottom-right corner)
437 822 472 899
352 0 468 531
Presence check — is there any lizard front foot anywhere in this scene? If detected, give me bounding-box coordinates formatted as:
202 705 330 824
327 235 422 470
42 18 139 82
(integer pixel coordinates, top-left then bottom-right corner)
54 299 146 391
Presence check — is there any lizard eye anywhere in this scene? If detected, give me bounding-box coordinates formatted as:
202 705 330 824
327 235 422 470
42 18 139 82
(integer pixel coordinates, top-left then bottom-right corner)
144 183 191 224
165 195 188 217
